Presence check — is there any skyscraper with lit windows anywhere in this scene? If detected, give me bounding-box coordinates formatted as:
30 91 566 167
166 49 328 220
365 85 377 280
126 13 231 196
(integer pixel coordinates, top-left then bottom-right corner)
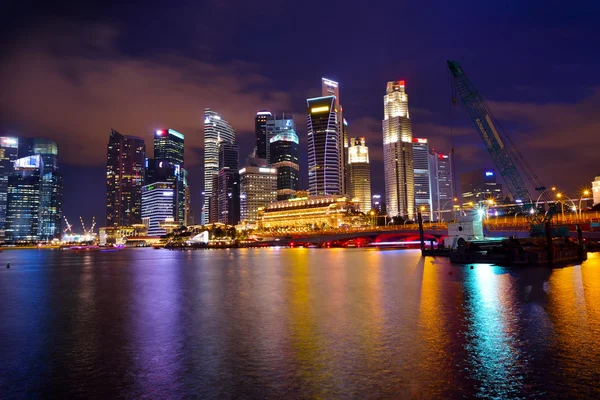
269 116 299 200
203 109 235 224
0 137 19 241
307 96 340 196
255 110 273 162
382 80 414 219
412 138 432 219
5 155 43 241
321 78 346 194
347 137 372 212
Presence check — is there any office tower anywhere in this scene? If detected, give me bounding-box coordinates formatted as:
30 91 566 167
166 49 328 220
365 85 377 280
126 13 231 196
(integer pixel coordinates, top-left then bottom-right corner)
460 168 502 206
184 185 194 226
372 194 382 212
152 129 186 224
217 141 240 225
382 80 414 219
141 182 175 236
20 138 63 240
593 176 600 206
347 137 372 212
240 165 277 223
428 151 454 221
106 129 146 227
322 78 346 194
203 109 235 224
5 155 43 241
255 110 273 161
307 96 341 196
412 138 432 218
0 137 19 241
269 117 300 200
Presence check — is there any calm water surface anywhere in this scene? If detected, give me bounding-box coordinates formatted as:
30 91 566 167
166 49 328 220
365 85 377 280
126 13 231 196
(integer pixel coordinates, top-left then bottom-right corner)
1 248 600 399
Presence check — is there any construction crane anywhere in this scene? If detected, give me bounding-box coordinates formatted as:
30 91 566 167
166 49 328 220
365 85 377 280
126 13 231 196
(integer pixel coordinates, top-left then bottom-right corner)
89 217 96 235
447 60 554 235
63 216 73 234
80 216 87 236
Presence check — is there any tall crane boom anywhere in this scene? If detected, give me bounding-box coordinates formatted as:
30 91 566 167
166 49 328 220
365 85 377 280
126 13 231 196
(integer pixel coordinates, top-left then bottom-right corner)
447 60 534 204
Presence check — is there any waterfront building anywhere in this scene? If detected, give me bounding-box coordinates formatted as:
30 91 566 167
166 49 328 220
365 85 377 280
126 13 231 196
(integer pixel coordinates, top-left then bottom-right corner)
0 137 19 241
412 138 432 219
5 155 43 241
203 109 235 224
141 182 175 236
106 129 146 227
255 110 273 161
347 137 372 212
461 168 502 206
20 138 63 240
593 176 600 206
257 195 362 231
307 96 341 196
152 129 186 224
217 141 240 225
428 151 454 221
321 78 346 194
382 80 414 219
269 117 300 200
98 224 148 246
239 165 277 224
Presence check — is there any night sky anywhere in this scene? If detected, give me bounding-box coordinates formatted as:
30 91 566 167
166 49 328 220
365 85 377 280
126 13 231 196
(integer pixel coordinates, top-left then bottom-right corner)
1 1 599 228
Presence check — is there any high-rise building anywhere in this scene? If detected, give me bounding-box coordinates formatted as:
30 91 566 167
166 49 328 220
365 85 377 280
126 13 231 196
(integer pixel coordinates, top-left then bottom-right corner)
105 129 146 227
428 151 454 221
255 110 273 161
20 138 63 240
593 176 600 206
152 129 186 224
321 78 346 194
5 155 43 242
269 117 300 200
141 182 175 236
347 137 372 212
184 185 194 226
240 166 277 224
307 96 341 196
382 80 414 219
0 137 19 241
217 141 240 225
203 109 235 224
461 168 502 206
412 138 432 219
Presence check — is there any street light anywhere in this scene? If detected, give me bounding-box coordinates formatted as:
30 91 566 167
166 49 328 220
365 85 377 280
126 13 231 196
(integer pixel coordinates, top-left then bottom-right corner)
579 189 590 220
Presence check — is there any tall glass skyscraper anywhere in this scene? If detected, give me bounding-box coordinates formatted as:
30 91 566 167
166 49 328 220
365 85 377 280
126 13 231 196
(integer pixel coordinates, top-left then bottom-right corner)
20 138 63 240
269 116 299 200
154 129 184 167
216 141 240 225
5 155 43 242
255 110 273 162
412 138 432 219
0 137 19 241
428 151 454 221
382 80 414 219
203 109 235 224
307 96 340 196
347 137 372 212
321 78 346 194
105 129 146 227
141 182 175 236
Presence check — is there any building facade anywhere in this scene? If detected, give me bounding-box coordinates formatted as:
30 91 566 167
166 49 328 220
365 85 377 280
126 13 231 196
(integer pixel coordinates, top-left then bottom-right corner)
20 138 63 240
0 137 19 241
412 138 432 219
382 80 414 219
216 141 240 225
461 168 503 206
255 110 273 162
152 129 186 224
347 137 371 212
593 176 600 206
106 129 146 227
5 155 43 241
269 117 299 200
141 182 175 236
428 151 454 221
203 109 235 224
307 96 341 196
321 78 346 194
240 166 277 224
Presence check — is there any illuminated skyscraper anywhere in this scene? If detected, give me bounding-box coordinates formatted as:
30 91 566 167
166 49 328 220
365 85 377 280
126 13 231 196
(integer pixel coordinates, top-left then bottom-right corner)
154 129 184 167
347 137 371 212
382 80 414 219
321 78 346 193
255 110 273 162
0 137 19 241
153 129 186 223
20 138 63 240
307 96 340 196
141 182 175 236
240 165 277 224
412 138 432 219
203 109 235 224
269 116 299 200
5 155 43 241
217 141 240 225
428 151 454 221
106 129 146 227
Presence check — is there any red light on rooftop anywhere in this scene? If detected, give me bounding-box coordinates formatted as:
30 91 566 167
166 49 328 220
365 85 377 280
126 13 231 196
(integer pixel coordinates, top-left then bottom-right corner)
438 153 445 159
399 80 405 86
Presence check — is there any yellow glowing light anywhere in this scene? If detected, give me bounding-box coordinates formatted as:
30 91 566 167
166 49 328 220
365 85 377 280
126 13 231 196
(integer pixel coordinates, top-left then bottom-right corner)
420 206 425 211
552 187 556 191
584 190 590 195
557 193 562 198
311 106 330 113
488 199 494 205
